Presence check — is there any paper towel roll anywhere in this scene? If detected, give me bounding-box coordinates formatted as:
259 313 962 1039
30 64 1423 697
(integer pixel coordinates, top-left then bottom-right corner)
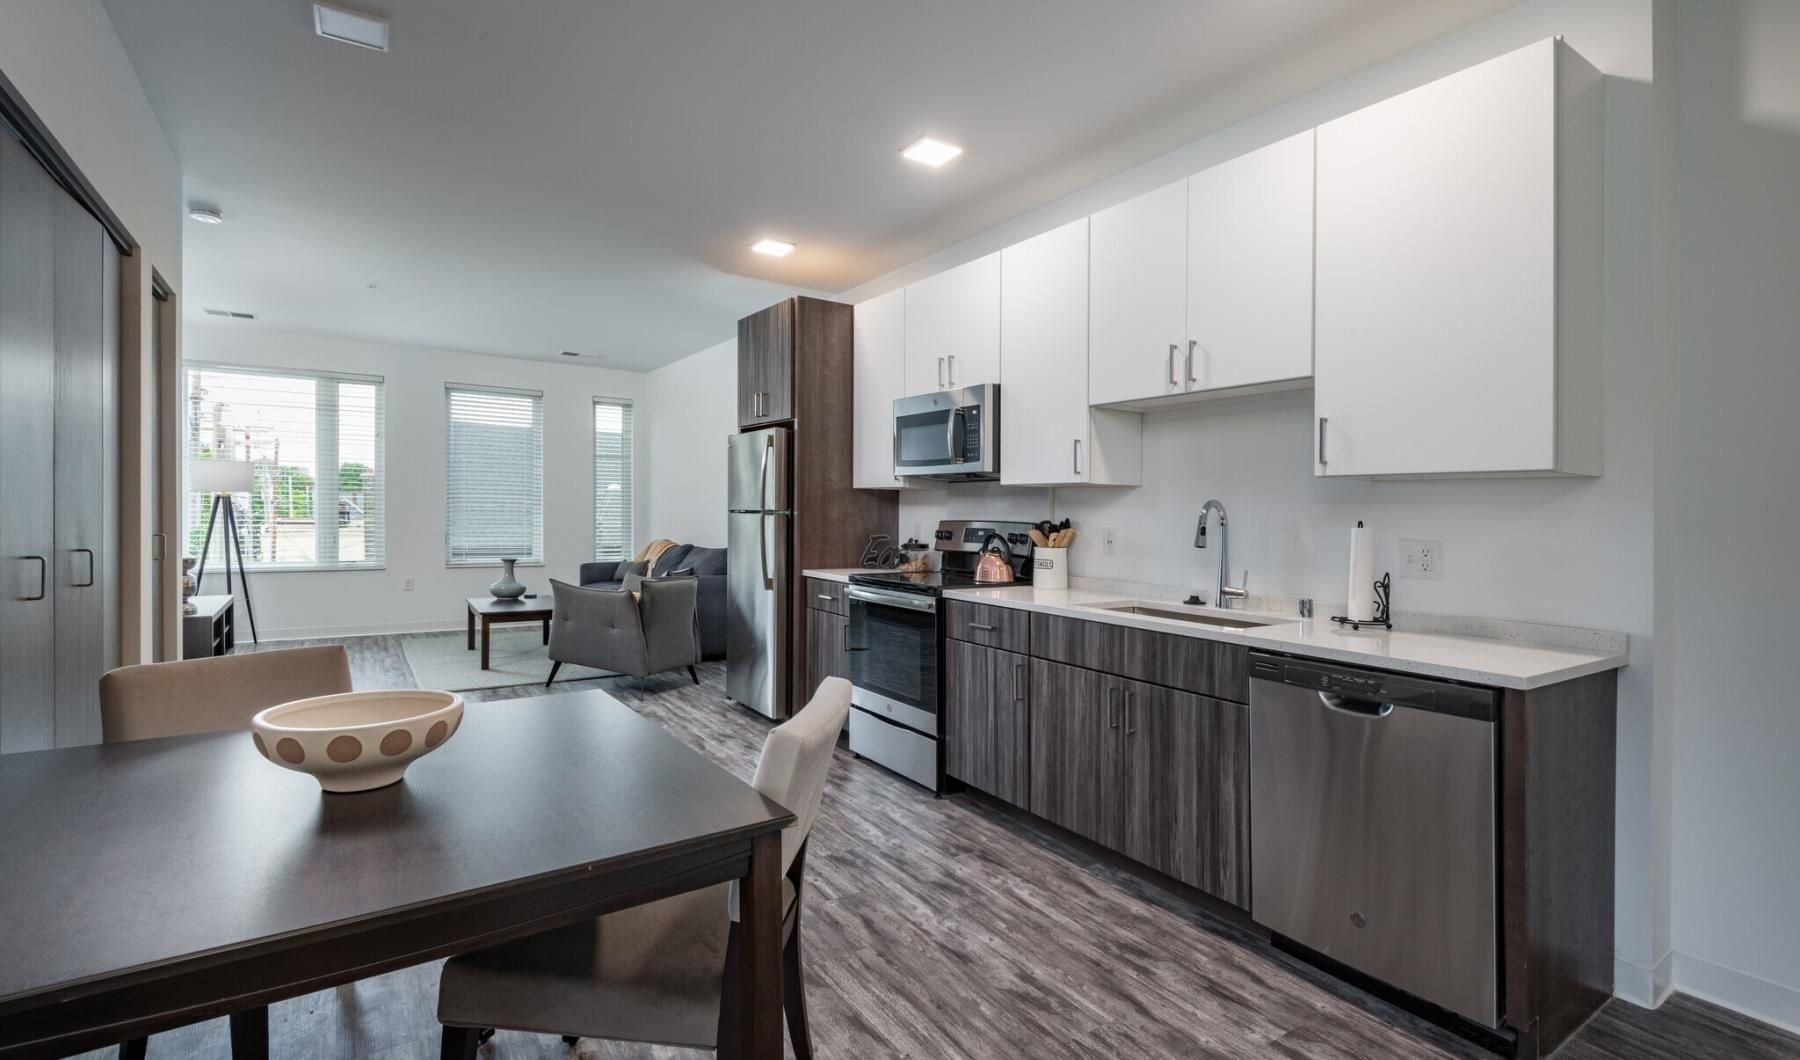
1347 522 1377 621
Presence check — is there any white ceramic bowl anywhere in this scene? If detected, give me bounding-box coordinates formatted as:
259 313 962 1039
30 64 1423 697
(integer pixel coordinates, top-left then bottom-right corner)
251 689 464 793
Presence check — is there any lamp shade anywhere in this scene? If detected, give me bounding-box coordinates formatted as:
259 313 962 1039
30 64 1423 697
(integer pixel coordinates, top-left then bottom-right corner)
189 459 254 494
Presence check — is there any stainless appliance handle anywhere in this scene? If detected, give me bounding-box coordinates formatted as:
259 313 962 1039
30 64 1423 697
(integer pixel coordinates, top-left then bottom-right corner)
74 547 95 588
947 407 965 464
759 515 773 590
1168 344 1178 387
847 585 938 613
1319 690 1395 718
1318 416 1328 466
21 555 47 601
1186 340 1197 387
1125 688 1138 735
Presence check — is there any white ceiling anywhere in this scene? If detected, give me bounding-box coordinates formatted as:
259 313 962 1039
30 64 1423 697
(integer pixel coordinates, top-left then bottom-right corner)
102 0 1514 371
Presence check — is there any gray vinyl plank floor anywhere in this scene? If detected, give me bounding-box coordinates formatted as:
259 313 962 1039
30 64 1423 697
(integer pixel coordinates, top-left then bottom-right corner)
74 635 1800 1060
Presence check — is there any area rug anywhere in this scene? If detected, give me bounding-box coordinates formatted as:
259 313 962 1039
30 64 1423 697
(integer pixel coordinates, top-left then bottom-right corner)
401 627 615 692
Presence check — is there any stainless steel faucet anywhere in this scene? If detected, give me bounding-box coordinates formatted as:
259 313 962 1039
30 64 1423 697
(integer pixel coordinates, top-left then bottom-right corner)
1195 499 1248 608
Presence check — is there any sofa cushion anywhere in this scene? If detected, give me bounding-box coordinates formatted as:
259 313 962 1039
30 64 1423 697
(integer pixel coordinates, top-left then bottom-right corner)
681 546 727 577
650 545 693 578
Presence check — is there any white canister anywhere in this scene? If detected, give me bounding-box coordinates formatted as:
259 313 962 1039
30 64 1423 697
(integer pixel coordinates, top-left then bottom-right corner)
1033 547 1069 590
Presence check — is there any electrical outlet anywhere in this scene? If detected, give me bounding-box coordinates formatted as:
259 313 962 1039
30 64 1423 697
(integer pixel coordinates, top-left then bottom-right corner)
1400 539 1442 580
402 576 415 591
1103 528 1118 557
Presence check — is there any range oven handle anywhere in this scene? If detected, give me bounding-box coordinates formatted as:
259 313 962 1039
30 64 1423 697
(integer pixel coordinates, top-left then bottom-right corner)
847 585 938 613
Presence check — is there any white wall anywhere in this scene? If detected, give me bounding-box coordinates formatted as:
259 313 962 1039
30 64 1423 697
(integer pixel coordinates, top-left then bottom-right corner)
641 338 736 547
183 325 647 638
1666 0 1800 1031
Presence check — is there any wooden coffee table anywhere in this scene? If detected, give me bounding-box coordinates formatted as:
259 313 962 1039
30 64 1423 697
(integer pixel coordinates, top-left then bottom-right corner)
466 596 553 670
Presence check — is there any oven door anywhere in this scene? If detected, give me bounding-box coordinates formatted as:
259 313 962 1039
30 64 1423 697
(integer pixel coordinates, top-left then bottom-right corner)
846 585 940 736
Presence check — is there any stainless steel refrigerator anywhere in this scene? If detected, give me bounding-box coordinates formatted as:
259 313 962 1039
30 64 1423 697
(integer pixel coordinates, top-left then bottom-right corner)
726 426 791 719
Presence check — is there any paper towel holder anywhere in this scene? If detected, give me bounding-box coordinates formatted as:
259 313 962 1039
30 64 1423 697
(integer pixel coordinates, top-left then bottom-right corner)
1331 572 1392 631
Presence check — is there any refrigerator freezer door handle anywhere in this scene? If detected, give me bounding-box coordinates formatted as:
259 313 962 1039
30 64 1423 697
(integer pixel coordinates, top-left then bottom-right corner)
760 514 774 590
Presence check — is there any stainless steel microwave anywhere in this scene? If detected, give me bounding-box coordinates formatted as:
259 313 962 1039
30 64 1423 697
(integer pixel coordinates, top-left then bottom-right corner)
893 384 999 480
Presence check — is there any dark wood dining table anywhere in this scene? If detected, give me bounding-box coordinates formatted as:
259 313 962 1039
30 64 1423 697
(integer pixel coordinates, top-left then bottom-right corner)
0 690 794 1059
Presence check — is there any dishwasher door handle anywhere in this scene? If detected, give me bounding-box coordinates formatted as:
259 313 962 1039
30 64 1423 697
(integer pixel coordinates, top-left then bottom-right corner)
1319 691 1394 718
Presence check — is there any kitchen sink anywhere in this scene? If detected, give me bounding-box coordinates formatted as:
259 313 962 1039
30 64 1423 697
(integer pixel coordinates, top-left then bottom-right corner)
1082 602 1280 629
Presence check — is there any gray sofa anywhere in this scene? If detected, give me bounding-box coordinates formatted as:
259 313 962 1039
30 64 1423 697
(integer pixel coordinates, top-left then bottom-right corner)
580 544 727 659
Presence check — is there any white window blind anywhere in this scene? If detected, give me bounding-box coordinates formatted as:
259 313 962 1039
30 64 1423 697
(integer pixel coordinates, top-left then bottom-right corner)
593 398 634 560
445 384 544 565
183 363 385 571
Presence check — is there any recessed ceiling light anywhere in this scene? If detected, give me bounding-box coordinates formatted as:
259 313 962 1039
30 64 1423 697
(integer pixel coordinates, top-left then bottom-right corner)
751 238 796 258
313 2 390 52
901 136 963 168
188 206 224 224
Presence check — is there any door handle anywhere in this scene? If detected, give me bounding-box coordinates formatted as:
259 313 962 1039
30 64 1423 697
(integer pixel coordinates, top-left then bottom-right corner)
1014 659 1025 702
967 622 996 631
74 547 95 588
1186 340 1197 387
1319 691 1393 718
937 357 946 388
20 555 47 601
151 532 166 561
1318 416 1328 467
1125 689 1138 735
947 355 956 386
1168 344 1178 387
1108 686 1121 729
760 514 774 590
1072 438 1083 476
841 622 865 654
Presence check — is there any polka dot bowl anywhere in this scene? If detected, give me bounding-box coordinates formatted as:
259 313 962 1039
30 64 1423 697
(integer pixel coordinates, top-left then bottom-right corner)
250 690 464 793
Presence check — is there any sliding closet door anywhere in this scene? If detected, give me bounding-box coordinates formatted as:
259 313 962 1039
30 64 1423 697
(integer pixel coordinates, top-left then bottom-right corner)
53 188 106 747
0 129 58 753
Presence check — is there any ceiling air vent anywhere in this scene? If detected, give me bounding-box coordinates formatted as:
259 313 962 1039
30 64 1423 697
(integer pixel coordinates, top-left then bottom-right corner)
313 3 391 52
202 308 257 320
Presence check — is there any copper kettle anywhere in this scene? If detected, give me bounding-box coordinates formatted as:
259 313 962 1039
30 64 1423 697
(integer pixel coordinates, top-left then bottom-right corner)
973 534 1015 585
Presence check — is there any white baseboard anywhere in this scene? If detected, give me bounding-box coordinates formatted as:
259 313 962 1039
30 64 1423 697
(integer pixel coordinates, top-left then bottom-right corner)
1672 952 1800 1037
1613 949 1675 1008
255 620 464 641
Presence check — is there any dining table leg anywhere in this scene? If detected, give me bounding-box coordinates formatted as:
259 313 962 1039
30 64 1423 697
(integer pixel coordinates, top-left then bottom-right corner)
734 830 784 1059
480 617 491 670
466 607 474 650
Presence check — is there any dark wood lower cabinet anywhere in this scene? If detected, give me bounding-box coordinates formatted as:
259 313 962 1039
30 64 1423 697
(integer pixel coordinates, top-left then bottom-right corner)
803 607 849 701
1026 658 1112 845
944 640 1030 806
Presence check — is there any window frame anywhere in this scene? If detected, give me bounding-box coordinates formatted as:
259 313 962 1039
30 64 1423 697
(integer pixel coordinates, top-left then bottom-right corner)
591 396 635 562
182 360 387 574
443 382 546 568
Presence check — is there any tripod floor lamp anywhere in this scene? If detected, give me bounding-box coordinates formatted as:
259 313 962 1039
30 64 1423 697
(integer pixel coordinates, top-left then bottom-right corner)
190 458 259 644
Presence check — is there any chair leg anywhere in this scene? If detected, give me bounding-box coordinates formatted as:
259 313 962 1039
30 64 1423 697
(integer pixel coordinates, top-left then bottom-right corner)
119 1039 148 1060
562 1035 580 1046
545 660 562 687
784 916 813 1060
228 1006 268 1060
688 664 699 685
440 1025 481 1060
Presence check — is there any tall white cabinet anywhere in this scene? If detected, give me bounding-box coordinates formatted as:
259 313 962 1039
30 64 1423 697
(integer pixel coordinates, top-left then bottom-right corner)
852 288 907 489
1000 219 1140 486
1314 38 1602 477
903 253 1000 395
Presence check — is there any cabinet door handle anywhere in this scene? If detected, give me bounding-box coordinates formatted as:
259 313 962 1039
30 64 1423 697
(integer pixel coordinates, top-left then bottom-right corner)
1108 686 1121 729
74 547 95 588
947 355 956 386
1072 438 1083 476
1318 416 1328 467
1125 689 1138 735
938 357 946 387
1014 659 1025 702
817 593 835 602
1186 340 1197 387
21 555 47 601
967 622 997 631
1168 344 1178 387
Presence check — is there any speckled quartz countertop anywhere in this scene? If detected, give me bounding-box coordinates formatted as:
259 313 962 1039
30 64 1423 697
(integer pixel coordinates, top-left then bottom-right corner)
939 585 1628 691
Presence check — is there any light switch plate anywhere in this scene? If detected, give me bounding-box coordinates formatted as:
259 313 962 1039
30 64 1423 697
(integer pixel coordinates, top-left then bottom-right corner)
402 576 415 591
1400 539 1442 579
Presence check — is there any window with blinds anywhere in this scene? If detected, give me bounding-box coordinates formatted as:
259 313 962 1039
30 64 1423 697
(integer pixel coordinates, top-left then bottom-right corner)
593 398 634 560
183 363 386 570
445 384 544 565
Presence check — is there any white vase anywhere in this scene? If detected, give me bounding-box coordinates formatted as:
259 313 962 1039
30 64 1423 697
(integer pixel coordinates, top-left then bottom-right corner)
489 558 526 600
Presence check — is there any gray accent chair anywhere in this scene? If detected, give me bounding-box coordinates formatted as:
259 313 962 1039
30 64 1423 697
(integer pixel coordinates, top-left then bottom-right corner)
581 544 727 659
545 577 701 687
437 677 852 1059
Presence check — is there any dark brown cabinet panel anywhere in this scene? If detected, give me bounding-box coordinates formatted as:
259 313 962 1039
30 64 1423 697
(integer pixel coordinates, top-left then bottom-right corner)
1030 612 1249 703
1027 658 1113 844
1117 677 1248 904
737 298 794 427
803 607 849 701
945 640 1030 807
945 600 1030 654
805 577 848 616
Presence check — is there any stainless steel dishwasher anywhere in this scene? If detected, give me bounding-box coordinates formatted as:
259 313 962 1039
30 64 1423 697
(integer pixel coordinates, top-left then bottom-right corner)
1249 651 1499 1028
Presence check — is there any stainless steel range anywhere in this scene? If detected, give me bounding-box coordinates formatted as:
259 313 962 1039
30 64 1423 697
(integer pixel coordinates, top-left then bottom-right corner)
845 519 1035 791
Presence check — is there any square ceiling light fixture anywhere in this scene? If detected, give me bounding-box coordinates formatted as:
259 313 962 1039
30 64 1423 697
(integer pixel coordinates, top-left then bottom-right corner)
313 3 391 52
751 238 796 258
901 136 963 168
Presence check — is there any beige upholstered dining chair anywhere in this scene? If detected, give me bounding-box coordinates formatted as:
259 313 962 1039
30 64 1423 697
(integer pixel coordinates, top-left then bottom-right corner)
100 644 353 743
99 645 353 1060
436 676 853 1060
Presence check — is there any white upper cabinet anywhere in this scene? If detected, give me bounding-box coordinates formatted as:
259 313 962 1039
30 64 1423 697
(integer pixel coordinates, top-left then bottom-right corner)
1314 38 1602 477
1001 219 1141 487
1089 180 1188 406
1187 130 1315 391
852 288 908 489
903 252 1000 395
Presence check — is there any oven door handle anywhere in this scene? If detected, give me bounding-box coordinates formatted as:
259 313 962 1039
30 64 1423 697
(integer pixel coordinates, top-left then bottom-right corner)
847 585 938 613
